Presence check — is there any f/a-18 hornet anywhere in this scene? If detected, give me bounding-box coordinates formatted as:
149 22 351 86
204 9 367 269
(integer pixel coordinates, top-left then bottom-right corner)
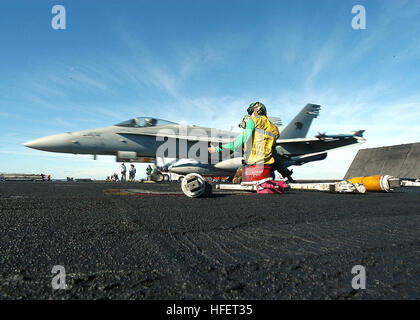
24 104 365 177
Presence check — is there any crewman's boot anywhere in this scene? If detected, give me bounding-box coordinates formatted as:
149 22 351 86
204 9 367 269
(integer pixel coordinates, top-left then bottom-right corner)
280 168 295 183
232 167 243 184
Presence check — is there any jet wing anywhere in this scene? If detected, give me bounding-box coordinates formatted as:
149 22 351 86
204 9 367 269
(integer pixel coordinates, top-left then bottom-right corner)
117 125 239 144
276 131 365 156
120 131 235 144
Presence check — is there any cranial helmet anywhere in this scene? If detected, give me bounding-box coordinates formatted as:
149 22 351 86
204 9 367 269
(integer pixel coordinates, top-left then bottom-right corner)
247 102 267 116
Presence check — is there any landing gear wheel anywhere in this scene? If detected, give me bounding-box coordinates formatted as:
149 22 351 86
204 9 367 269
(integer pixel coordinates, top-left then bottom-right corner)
151 173 164 182
181 173 212 198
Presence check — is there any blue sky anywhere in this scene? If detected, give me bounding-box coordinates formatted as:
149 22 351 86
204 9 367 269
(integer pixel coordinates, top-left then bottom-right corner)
0 0 419 179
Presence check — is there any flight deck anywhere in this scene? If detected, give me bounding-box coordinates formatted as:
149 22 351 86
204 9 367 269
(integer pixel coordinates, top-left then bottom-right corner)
0 181 418 299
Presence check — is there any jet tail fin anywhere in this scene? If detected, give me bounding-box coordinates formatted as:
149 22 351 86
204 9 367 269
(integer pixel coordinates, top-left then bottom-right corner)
268 116 283 132
351 130 366 141
351 130 365 137
279 104 321 139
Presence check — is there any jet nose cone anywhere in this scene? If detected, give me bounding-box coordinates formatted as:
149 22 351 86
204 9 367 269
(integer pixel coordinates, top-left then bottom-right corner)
23 133 73 152
23 139 40 149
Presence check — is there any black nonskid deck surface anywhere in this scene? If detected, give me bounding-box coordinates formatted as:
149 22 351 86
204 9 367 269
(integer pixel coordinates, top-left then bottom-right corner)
0 181 419 299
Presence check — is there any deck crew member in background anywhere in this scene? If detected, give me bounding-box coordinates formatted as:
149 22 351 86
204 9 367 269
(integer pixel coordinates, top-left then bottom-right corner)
129 164 136 182
120 162 127 182
146 165 153 181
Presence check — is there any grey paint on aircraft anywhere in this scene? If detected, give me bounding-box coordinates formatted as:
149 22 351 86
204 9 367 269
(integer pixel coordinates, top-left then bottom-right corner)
279 104 321 139
24 105 365 177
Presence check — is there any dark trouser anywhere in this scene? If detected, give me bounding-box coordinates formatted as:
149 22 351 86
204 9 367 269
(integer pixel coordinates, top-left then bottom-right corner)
232 153 295 184
271 154 295 182
232 166 243 184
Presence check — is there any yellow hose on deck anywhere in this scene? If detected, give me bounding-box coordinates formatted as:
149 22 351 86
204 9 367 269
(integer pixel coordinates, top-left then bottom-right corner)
348 175 392 192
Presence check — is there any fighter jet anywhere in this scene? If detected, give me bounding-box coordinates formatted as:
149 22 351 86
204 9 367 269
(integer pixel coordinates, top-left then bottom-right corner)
24 104 366 177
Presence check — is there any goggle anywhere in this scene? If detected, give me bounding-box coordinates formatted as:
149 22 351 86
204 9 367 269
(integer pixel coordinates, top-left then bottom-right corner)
247 102 257 115
247 102 265 115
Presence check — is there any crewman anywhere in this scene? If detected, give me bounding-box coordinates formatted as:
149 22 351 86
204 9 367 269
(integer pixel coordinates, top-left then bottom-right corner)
209 102 295 183
209 102 278 183
120 162 127 182
129 164 136 182
146 165 153 181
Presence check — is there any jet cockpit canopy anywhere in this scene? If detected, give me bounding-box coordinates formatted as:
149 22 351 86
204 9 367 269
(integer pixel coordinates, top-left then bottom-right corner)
115 117 177 128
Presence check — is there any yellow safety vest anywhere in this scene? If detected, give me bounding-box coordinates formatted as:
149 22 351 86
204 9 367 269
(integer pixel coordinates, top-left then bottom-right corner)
245 115 279 165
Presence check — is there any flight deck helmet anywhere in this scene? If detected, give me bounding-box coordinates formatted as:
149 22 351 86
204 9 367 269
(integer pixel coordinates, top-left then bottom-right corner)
247 102 267 116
